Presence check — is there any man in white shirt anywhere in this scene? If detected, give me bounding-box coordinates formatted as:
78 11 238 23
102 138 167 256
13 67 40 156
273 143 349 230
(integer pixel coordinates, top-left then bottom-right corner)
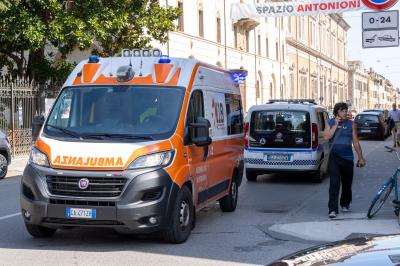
389 103 400 147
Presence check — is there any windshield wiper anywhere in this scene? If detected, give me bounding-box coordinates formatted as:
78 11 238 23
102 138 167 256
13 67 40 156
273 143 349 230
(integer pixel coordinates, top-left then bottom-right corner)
46 125 82 139
82 133 154 141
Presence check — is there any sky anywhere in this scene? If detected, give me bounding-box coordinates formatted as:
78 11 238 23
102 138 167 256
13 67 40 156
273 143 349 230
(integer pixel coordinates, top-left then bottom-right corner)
344 3 400 88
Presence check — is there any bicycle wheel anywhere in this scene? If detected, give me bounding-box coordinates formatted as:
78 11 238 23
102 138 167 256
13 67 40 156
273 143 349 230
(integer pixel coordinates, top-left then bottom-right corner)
367 179 394 219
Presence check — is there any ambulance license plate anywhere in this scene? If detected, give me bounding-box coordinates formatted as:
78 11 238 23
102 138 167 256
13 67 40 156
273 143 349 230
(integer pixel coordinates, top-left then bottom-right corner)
66 208 96 219
265 154 290 161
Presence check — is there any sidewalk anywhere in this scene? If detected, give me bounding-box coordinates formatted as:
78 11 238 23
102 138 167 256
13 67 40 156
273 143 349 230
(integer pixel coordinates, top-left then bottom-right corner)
6 157 28 178
268 138 400 242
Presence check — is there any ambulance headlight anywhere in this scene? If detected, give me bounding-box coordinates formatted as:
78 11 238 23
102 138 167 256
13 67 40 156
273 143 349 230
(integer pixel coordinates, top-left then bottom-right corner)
29 147 50 167
128 150 174 169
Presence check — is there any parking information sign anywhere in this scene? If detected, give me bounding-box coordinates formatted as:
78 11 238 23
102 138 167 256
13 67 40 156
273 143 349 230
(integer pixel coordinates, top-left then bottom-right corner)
362 10 399 48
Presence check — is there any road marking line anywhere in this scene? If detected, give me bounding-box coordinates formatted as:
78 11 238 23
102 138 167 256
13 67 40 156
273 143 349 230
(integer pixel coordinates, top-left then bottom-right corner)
0 212 21 221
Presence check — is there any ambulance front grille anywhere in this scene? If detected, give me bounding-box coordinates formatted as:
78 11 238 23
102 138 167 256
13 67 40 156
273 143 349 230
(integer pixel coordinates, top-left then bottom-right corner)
46 176 127 197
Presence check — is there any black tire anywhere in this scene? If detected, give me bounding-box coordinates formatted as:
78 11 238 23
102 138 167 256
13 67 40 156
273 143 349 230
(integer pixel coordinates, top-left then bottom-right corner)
219 175 238 212
164 186 194 244
24 222 56 238
367 180 394 219
0 154 8 180
246 169 257 182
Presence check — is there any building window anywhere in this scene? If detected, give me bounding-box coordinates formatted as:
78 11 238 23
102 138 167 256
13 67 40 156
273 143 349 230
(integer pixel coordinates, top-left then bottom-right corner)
290 73 295 98
266 37 269 59
246 30 250 52
258 35 261 55
280 17 284 30
275 17 278 28
198 10 204 37
288 17 291 33
234 25 238 48
177 1 184 32
216 17 221 43
275 42 279 61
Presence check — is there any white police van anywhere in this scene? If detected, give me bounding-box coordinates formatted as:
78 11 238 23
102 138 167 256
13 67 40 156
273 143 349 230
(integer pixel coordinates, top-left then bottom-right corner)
244 99 329 182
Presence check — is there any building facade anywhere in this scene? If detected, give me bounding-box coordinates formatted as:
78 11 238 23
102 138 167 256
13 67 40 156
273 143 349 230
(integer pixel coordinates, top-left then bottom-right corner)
154 0 289 111
286 14 350 111
348 61 369 112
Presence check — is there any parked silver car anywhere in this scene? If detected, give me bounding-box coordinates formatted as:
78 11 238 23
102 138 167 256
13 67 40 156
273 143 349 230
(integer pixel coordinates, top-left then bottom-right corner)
0 131 11 179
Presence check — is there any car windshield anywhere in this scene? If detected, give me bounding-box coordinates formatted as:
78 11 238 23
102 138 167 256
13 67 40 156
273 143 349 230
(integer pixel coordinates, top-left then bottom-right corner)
355 115 379 123
44 85 185 141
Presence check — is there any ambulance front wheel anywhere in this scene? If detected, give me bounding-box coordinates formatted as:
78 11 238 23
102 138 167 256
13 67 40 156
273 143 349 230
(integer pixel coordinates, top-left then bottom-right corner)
219 174 238 212
164 186 194 244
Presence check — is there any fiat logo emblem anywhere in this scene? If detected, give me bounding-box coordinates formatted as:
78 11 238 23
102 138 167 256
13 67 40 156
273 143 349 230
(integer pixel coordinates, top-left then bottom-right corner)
276 132 283 139
78 178 89 190
260 138 266 145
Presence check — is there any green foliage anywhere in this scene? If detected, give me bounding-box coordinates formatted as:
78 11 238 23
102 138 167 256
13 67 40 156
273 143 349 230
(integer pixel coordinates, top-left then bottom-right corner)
0 0 180 83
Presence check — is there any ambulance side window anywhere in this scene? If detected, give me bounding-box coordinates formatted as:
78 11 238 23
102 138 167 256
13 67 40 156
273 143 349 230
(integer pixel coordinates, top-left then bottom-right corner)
225 93 243 135
185 90 204 145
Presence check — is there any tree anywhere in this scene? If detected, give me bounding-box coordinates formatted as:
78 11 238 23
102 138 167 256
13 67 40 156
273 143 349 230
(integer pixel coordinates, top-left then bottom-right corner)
0 0 180 83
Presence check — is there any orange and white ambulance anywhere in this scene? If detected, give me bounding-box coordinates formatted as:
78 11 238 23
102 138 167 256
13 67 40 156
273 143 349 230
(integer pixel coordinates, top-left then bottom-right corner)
21 49 245 243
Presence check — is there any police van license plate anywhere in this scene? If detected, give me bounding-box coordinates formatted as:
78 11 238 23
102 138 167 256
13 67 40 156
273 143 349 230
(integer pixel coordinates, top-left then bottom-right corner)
360 129 371 133
66 208 96 219
264 154 290 161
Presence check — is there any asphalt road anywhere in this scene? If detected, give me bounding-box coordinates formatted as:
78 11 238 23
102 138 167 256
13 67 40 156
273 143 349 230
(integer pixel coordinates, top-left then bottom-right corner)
0 139 398 266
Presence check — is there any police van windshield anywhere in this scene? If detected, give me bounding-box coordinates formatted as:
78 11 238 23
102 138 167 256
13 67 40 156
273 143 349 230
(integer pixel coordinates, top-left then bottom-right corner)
44 86 185 141
250 110 311 148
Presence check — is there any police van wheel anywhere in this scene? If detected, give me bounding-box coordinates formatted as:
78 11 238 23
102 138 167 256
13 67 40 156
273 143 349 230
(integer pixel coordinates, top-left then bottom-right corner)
219 176 238 212
24 222 56 238
246 169 257 182
312 171 324 183
0 154 8 180
164 186 194 244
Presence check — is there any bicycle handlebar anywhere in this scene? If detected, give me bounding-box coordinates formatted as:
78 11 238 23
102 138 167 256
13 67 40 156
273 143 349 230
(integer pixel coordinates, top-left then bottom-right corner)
384 146 400 161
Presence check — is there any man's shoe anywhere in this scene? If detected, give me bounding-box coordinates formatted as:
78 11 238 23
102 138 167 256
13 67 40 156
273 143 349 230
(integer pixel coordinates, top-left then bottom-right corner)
341 206 350 213
328 211 337 219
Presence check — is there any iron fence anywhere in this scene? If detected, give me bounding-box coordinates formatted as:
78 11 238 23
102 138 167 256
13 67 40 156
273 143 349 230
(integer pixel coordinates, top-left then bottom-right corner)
0 77 60 157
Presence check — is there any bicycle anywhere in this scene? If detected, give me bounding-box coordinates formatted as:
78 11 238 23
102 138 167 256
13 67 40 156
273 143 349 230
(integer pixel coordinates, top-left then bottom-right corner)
367 146 400 219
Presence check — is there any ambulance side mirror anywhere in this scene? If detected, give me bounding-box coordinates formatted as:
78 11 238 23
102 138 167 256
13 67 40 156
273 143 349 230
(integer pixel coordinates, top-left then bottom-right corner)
32 115 44 141
190 117 212 147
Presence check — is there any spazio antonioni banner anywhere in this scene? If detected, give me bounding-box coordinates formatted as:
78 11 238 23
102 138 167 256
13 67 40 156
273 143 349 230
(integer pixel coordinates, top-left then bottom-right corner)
231 0 368 19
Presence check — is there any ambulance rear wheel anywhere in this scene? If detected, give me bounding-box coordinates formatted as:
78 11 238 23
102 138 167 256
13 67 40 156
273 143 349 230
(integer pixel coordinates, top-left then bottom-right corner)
164 186 194 244
219 176 238 212
24 222 56 238
246 169 257 182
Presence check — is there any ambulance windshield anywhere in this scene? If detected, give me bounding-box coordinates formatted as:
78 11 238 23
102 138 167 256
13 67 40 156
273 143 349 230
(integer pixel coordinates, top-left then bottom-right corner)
44 86 185 141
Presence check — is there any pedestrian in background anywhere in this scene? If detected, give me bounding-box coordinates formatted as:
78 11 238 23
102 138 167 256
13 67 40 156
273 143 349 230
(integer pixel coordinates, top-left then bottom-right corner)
323 102 366 219
388 103 400 147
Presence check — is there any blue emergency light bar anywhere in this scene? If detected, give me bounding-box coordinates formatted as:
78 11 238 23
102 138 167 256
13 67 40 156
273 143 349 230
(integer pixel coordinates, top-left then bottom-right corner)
88 55 99 63
158 55 171 64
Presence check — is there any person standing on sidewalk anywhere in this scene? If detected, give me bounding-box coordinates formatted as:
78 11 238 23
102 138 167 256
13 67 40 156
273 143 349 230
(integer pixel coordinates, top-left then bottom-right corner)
323 102 366 219
388 103 400 147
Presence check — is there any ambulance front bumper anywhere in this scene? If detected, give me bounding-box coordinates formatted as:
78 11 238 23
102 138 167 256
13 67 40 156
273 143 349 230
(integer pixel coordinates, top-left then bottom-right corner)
20 163 179 233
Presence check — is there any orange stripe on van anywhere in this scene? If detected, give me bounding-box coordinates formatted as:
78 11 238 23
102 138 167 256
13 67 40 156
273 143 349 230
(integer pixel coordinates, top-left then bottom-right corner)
154 64 173 83
82 64 101 83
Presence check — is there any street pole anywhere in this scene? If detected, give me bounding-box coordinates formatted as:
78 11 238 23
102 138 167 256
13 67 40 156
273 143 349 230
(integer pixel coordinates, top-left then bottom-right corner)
224 0 227 68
